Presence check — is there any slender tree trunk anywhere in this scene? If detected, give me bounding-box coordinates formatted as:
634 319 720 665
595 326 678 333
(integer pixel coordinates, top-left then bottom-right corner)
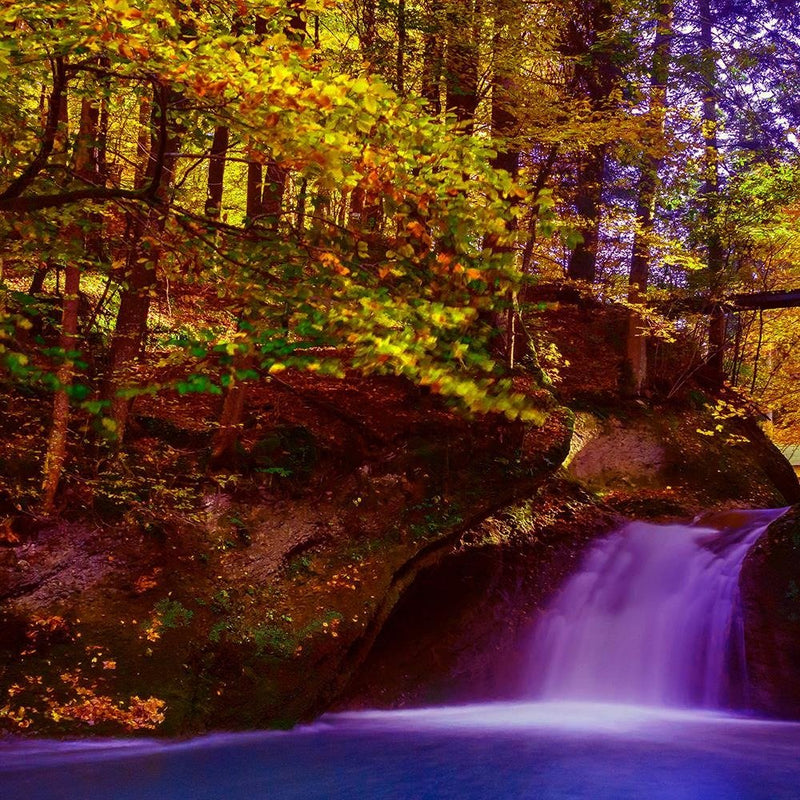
133 94 152 189
361 0 377 64
698 0 726 386
626 0 674 394
564 0 616 283
206 124 229 218
750 308 764 394
422 0 444 113
245 9 300 227
295 177 308 230
104 84 181 441
39 76 72 512
521 145 559 274
31 63 70 310
485 6 522 368
246 14 269 224
730 311 743 385
396 0 407 94
211 351 250 464
42 93 100 512
98 77 110 180
41 266 79 513
445 0 479 130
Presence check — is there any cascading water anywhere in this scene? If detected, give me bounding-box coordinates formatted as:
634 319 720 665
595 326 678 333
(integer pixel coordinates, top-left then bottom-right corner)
527 508 786 708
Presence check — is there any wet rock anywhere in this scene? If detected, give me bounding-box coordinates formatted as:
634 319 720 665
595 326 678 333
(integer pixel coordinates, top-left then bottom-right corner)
740 506 800 718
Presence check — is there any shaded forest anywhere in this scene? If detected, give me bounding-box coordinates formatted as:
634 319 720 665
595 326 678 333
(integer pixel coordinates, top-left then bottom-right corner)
0 0 798 516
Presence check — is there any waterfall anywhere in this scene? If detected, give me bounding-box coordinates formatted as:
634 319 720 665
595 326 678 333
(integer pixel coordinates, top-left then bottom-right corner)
528 508 785 708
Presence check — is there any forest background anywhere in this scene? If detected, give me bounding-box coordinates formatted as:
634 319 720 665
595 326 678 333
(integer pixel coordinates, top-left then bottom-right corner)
1 0 799 516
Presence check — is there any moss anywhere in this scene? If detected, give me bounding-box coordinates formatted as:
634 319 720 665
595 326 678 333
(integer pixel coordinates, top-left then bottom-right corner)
150 599 194 629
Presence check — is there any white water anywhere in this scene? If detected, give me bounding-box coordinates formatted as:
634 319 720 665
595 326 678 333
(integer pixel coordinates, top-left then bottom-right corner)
528 507 785 707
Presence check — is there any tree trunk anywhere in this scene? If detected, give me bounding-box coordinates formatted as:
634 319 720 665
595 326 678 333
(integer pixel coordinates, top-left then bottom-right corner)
567 147 606 281
41 265 80 513
564 0 617 283
698 0 726 386
206 124 229 218
42 92 100 512
104 84 181 441
29 266 48 295
211 365 250 464
396 0 407 94
626 0 674 394
245 9 300 226
262 161 287 224
361 0 377 64
246 160 264 220
295 177 308 230
422 0 445 113
521 144 559 274
445 0 479 130
485 5 522 368
133 95 152 189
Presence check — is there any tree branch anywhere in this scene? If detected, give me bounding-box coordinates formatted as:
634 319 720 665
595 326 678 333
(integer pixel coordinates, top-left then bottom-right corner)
0 187 158 213
0 57 67 201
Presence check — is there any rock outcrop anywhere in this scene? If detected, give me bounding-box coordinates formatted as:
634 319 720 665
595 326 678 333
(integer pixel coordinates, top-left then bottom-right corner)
741 505 800 718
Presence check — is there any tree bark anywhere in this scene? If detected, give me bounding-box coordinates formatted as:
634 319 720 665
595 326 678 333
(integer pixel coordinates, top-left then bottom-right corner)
567 148 606 281
396 0 407 94
564 0 617 283
361 0 377 65
485 4 522 368
421 0 445 113
206 124 229 218
626 0 674 394
104 84 181 441
133 94 152 190
698 0 726 386
42 92 100 512
444 0 479 130
245 9 300 227
521 144 559 274
211 360 250 464
41 265 80 513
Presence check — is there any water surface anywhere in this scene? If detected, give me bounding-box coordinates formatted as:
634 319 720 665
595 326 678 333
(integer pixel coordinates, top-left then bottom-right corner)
2 702 800 800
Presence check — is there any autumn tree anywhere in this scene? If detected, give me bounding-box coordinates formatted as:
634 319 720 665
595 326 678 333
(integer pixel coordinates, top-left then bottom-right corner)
0 0 546 509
